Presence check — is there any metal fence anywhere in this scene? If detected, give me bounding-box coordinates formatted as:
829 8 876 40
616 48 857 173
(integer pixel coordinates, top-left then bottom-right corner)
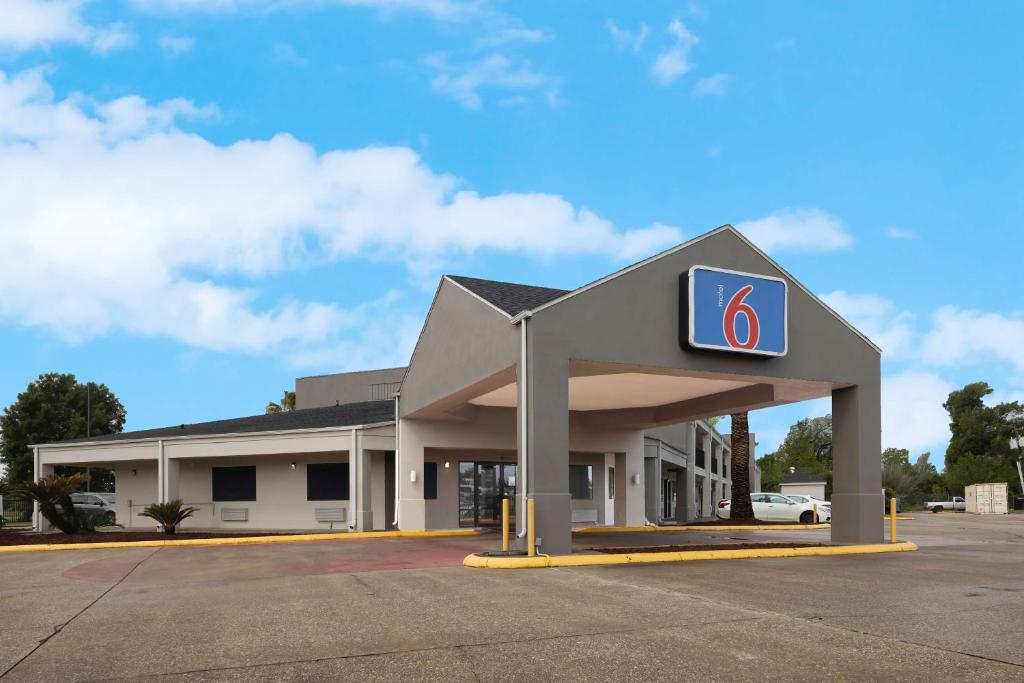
1 495 33 524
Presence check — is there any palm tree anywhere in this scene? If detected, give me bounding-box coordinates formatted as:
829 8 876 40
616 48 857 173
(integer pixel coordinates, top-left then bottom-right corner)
138 500 199 534
266 390 297 414
729 412 755 519
22 473 89 534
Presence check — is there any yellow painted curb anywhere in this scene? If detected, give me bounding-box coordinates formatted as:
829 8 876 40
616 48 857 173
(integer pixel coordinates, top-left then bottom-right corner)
884 516 915 520
464 541 919 569
0 529 479 554
576 523 831 533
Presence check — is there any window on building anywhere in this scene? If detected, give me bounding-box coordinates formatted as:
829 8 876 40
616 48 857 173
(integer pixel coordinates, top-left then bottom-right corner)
608 466 615 498
723 461 728 479
569 464 593 500
306 463 349 501
424 461 438 500
212 466 257 501
695 448 706 469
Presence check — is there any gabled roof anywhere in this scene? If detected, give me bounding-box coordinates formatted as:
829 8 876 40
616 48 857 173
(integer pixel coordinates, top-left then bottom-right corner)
47 400 395 445
445 275 569 317
781 467 827 484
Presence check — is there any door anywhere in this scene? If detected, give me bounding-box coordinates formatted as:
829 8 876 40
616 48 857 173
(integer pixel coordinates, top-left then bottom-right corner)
459 462 517 528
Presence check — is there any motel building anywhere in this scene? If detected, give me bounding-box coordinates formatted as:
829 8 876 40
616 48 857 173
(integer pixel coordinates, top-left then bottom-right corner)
33 226 883 554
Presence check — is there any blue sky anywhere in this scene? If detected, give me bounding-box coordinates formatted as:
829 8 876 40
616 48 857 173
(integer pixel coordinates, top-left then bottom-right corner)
1 0 1022 468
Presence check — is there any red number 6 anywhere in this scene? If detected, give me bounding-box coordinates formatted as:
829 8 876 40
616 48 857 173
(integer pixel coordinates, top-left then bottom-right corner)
723 285 760 350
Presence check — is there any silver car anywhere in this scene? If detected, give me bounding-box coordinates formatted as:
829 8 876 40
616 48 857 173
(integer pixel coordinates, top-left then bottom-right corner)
71 492 117 526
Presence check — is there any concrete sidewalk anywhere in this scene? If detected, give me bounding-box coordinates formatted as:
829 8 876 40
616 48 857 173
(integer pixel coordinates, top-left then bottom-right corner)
1 515 1022 681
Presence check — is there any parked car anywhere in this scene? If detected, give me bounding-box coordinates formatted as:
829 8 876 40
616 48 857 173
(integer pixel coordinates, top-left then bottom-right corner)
785 494 832 519
924 497 965 513
71 492 117 525
717 493 830 523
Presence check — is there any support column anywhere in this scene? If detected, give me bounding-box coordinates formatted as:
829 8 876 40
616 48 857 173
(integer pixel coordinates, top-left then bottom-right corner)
701 432 712 518
644 452 659 523
397 420 425 531
674 466 687 524
710 441 720 510
684 423 696 521
622 431 647 527
832 383 883 544
524 348 571 555
32 447 40 531
603 453 615 525
357 447 374 532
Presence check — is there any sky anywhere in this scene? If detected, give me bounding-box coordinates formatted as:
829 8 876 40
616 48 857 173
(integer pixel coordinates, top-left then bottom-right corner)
1 0 1022 470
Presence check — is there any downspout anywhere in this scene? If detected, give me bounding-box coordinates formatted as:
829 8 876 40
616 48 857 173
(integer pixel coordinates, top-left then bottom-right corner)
515 312 530 538
392 393 400 529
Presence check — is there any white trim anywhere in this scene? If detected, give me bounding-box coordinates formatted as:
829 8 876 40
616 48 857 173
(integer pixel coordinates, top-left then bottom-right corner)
519 225 882 354
31 421 396 450
686 265 788 358
517 314 529 537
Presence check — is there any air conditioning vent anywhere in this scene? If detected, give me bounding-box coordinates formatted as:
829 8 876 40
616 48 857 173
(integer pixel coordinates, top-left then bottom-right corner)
315 507 346 523
221 508 248 522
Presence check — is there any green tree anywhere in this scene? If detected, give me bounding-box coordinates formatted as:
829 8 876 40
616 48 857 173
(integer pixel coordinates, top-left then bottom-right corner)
0 374 126 486
266 390 297 414
756 416 832 493
942 382 1022 495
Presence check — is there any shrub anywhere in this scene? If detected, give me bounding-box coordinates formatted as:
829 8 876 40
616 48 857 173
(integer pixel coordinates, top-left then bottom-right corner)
138 500 199 534
21 473 89 534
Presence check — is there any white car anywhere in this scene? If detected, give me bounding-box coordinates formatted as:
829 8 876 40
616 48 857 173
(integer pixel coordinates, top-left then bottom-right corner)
784 494 831 520
717 493 830 523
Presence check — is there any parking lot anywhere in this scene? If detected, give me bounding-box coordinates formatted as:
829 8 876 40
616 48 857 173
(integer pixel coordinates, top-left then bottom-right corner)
1 514 1022 681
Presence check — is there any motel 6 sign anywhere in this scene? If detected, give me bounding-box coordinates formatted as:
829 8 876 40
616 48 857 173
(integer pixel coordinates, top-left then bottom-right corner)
681 266 788 357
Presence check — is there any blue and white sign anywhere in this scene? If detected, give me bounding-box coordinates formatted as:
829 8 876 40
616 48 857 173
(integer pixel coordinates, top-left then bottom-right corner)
686 266 788 357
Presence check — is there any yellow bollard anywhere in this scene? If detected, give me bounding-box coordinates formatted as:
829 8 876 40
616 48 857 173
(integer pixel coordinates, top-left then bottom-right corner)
889 497 897 544
501 497 510 552
812 502 818 524
527 498 536 557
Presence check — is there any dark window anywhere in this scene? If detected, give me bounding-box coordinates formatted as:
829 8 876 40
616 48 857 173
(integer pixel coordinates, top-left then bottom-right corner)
608 466 615 498
712 455 719 473
695 448 705 469
212 466 256 501
424 462 438 500
569 465 593 500
307 463 349 501
723 461 728 479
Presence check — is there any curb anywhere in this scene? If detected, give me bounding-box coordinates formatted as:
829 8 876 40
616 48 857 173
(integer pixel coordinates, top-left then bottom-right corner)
576 523 831 533
464 541 919 569
884 516 915 520
0 529 479 554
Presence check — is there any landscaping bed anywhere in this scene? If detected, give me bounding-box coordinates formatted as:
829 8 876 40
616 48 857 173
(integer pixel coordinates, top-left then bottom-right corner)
0 528 303 546
591 542 827 554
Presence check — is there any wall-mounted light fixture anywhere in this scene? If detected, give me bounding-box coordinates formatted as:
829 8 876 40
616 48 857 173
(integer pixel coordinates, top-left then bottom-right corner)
290 462 296 470
631 473 640 485
444 461 451 469
410 469 418 483
131 469 137 476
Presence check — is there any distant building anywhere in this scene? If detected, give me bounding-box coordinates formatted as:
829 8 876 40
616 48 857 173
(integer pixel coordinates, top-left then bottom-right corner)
779 467 827 500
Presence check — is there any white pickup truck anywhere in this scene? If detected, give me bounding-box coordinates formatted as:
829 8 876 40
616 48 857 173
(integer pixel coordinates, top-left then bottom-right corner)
924 496 965 513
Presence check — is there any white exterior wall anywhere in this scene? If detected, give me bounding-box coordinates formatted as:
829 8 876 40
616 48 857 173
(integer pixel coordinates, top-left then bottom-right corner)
114 461 159 529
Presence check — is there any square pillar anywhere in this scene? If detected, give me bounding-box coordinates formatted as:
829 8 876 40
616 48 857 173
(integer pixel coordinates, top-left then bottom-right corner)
674 466 688 524
710 442 721 510
832 383 883 544
701 433 712 517
397 419 425 531
644 453 659 523
603 453 615 525
619 431 647 527
683 423 697 521
524 349 571 555
357 448 374 532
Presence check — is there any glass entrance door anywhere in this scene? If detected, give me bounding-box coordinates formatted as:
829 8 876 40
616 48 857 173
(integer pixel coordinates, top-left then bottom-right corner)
458 461 516 528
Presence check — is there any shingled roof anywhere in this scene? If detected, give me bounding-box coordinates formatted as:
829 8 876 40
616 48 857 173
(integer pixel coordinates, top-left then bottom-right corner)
780 467 827 484
53 400 395 444
446 275 570 316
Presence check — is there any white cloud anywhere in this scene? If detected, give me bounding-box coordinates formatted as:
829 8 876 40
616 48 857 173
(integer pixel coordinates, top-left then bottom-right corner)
920 307 1024 375
692 73 728 97
606 20 648 53
158 35 194 55
426 53 549 109
651 19 698 85
0 0 135 53
819 291 916 358
735 208 853 253
886 227 917 240
131 0 479 20
882 371 954 452
475 27 551 48
0 68 682 356
271 42 308 66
